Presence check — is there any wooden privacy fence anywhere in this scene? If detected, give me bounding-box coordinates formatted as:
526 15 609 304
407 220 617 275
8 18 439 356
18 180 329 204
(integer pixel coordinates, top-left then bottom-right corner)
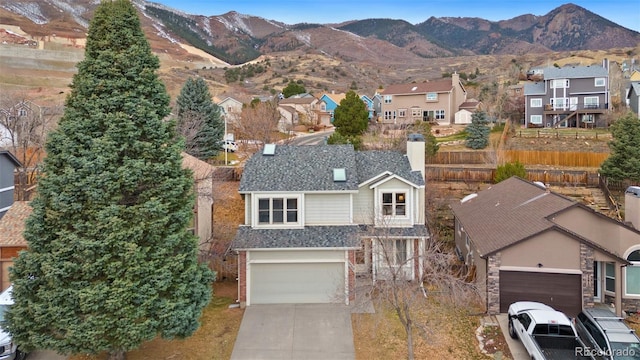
425 166 599 186
430 150 609 168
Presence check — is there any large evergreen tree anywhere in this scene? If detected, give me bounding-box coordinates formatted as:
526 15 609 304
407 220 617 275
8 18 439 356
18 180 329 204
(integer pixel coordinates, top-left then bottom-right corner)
6 1 214 359
176 77 224 160
465 110 490 149
600 112 640 181
333 90 369 137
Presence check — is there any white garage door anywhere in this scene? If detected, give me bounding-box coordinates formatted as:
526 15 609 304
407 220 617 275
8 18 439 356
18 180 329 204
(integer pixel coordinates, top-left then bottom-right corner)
250 262 345 304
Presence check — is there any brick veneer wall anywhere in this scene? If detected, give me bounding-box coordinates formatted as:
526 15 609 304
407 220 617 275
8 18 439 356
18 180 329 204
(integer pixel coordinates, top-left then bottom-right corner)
238 251 247 308
580 243 595 310
487 252 501 314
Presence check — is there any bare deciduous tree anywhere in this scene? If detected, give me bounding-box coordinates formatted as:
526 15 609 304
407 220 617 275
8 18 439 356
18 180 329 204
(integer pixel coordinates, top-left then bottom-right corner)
0 93 60 200
232 100 282 153
174 110 206 157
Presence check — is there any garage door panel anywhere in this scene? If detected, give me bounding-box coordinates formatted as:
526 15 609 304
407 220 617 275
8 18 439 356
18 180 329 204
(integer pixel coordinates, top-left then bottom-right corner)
251 263 345 304
500 271 582 316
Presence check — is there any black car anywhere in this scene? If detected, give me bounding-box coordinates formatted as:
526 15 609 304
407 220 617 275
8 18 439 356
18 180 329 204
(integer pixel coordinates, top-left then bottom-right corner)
575 308 640 360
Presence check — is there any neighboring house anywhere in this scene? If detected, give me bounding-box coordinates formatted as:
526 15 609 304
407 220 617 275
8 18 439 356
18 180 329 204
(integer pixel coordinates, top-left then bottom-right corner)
0 151 21 219
451 177 640 317
276 105 298 132
216 96 243 128
0 201 30 291
523 65 609 128
454 100 482 125
181 153 214 253
627 82 640 118
360 95 374 120
372 93 383 121
506 84 524 97
0 100 42 148
318 92 346 123
630 70 640 82
379 73 467 125
232 136 428 307
278 96 321 126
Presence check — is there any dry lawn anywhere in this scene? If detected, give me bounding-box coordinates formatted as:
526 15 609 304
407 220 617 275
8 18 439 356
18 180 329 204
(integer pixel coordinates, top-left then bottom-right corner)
69 281 243 360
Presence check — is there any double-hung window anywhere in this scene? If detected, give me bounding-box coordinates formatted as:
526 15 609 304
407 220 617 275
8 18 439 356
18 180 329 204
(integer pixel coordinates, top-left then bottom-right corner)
384 95 392 104
435 110 445 120
594 78 605 87
382 192 406 216
426 92 437 101
530 98 542 108
258 197 299 225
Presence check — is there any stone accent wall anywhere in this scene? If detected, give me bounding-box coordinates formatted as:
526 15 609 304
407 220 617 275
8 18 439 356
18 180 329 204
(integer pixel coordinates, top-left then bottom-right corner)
487 252 501 314
238 251 247 308
580 244 595 310
622 298 640 314
348 250 356 302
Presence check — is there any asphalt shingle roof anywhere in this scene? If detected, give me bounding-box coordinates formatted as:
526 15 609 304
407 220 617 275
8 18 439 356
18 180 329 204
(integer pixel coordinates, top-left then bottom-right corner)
450 177 575 257
0 201 31 247
380 79 453 95
239 145 424 192
233 225 362 249
524 82 546 96
543 65 608 79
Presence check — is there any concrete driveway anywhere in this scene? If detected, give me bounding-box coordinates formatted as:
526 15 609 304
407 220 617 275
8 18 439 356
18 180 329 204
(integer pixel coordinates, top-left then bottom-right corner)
496 313 529 360
230 304 355 360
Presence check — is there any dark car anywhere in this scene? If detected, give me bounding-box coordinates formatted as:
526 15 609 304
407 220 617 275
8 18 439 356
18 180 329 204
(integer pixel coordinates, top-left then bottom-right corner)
575 307 640 360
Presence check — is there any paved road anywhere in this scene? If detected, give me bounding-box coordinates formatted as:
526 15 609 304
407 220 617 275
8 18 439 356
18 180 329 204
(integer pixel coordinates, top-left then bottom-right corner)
289 129 334 146
231 304 355 360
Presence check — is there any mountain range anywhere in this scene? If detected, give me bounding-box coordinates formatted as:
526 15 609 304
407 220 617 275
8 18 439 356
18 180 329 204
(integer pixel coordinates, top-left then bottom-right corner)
0 0 638 66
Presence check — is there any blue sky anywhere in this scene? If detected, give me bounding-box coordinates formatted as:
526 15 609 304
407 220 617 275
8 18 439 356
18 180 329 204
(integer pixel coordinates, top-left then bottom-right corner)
151 0 640 32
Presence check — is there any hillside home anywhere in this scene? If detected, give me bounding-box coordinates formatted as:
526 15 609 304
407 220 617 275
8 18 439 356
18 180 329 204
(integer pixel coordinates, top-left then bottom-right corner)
360 95 374 120
523 64 609 128
216 96 243 126
0 201 30 291
318 92 346 123
451 177 640 317
627 82 640 118
276 105 298 132
0 151 21 219
277 96 321 127
0 100 42 148
232 136 429 307
379 73 467 125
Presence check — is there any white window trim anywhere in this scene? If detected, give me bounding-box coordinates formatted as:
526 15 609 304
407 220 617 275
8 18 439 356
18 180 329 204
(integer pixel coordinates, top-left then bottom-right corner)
398 109 407 118
435 109 445 120
550 79 569 89
624 246 640 298
530 115 542 125
605 262 615 295
384 95 392 104
426 92 437 101
381 191 409 218
594 77 605 87
253 193 303 228
530 98 542 108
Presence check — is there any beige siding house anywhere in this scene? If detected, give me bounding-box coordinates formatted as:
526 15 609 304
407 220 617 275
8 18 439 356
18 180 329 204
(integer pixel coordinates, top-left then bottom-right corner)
380 73 467 125
232 136 428 307
451 177 640 317
181 153 214 253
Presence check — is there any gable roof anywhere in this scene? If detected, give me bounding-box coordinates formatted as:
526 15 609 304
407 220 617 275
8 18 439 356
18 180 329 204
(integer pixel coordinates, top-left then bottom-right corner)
0 150 22 168
239 145 424 193
450 177 575 257
0 201 31 247
279 97 317 105
543 65 608 79
459 100 481 110
181 152 213 181
381 79 453 95
320 93 346 105
628 82 640 99
524 82 546 96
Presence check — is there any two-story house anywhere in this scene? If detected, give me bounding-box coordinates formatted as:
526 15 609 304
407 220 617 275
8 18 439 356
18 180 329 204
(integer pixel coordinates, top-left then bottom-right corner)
451 177 640 317
0 151 21 219
523 65 609 128
232 136 428 307
318 92 346 123
379 73 467 126
277 96 322 128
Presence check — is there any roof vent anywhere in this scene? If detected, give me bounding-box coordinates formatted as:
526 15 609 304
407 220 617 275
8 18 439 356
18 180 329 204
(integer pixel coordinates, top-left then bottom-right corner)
411 86 418 91
262 144 276 156
533 181 546 189
333 168 346 182
460 193 477 203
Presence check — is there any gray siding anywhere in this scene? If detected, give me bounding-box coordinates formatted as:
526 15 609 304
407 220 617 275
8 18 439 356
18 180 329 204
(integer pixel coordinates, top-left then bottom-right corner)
0 156 15 188
305 193 351 225
353 187 374 224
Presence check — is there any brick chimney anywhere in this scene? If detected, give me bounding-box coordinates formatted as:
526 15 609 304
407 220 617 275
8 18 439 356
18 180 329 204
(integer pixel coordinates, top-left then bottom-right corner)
406 133 425 180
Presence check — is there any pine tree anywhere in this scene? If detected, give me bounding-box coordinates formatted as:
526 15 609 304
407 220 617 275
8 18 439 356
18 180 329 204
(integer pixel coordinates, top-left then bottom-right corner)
600 112 640 181
333 90 369 137
176 77 224 160
465 110 490 149
6 1 214 359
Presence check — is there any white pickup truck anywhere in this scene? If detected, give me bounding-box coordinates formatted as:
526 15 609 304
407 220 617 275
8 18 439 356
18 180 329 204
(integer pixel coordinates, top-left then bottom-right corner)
508 301 593 360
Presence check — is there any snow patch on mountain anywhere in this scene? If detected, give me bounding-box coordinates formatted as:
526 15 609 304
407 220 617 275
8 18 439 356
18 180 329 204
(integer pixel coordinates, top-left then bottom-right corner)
0 2 48 25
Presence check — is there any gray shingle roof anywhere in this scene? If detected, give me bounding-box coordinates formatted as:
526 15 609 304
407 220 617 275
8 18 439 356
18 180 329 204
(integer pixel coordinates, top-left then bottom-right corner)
524 82 546 96
233 225 362 249
239 145 424 192
359 224 429 238
543 65 608 79
355 151 424 187
450 177 575 257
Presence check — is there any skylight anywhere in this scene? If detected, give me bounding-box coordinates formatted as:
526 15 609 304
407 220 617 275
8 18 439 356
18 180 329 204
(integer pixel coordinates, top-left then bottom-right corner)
333 168 346 182
263 144 276 156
